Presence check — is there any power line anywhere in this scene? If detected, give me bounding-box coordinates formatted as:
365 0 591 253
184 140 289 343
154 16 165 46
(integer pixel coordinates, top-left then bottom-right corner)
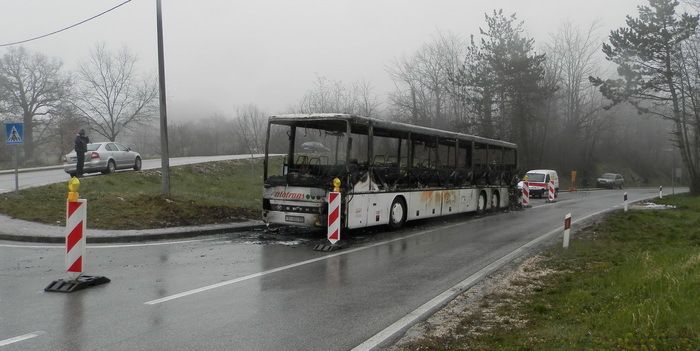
0 0 132 47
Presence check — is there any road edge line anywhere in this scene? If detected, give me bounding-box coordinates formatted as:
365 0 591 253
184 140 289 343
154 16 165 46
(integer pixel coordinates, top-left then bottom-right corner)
352 194 661 351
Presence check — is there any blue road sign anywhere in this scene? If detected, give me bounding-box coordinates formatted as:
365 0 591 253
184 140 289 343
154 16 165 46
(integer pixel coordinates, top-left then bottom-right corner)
5 122 24 145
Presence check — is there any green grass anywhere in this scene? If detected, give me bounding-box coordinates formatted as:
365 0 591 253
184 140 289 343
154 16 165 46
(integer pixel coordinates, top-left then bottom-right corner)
399 194 700 351
0 158 278 229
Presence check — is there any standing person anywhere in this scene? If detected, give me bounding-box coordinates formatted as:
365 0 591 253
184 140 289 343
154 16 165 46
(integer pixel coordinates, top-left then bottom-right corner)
74 129 90 178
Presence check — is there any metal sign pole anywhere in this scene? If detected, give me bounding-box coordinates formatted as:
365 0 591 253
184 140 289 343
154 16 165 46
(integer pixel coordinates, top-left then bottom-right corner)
14 145 19 193
5 122 24 193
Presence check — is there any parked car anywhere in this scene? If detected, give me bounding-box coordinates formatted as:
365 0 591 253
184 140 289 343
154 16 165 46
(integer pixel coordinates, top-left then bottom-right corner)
596 173 624 189
64 142 141 177
524 169 559 198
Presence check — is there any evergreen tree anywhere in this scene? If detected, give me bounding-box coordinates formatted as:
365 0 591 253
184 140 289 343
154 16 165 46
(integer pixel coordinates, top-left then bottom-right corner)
453 10 552 168
591 0 700 193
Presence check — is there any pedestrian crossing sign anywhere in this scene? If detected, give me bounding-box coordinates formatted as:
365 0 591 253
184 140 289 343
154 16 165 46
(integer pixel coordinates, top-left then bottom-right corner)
4 122 24 145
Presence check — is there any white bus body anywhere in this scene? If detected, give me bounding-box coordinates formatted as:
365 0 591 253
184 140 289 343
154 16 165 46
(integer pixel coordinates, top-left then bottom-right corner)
262 114 517 230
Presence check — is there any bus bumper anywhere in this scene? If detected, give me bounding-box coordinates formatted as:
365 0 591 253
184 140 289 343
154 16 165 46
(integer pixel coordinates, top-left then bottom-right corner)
262 210 325 227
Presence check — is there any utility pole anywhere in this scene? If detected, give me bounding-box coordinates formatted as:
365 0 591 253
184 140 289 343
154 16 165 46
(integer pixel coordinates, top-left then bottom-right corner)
156 0 170 195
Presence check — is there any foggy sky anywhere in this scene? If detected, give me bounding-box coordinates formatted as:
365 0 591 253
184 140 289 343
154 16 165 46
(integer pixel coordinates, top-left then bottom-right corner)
0 0 647 120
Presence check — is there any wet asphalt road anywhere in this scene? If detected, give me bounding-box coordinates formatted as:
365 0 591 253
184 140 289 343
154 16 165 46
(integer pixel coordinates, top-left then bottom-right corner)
0 188 669 350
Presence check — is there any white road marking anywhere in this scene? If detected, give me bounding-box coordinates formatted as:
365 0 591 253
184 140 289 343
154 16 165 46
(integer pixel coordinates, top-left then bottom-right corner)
0 331 45 347
353 193 661 351
143 192 640 305
144 220 471 305
0 238 214 250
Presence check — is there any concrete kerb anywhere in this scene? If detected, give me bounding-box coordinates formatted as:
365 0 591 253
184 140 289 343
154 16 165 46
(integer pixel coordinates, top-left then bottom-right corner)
0 219 266 244
0 164 64 175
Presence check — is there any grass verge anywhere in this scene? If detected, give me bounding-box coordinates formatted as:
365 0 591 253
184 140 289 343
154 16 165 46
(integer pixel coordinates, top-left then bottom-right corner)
0 158 272 230
397 194 700 350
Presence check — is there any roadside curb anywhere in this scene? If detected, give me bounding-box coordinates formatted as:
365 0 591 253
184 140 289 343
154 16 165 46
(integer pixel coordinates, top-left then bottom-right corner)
0 164 64 175
0 221 267 244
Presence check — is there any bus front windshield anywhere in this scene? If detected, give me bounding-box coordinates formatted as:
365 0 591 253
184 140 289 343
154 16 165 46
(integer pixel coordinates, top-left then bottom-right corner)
266 120 349 187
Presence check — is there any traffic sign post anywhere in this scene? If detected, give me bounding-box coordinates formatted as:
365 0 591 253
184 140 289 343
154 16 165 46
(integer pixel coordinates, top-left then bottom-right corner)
4 122 24 194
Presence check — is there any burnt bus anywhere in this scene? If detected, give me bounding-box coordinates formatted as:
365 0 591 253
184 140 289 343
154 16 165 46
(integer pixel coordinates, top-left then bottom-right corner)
262 113 517 229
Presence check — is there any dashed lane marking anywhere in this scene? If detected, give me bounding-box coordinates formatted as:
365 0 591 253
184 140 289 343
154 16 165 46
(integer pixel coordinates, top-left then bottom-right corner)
144 191 656 305
0 331 45 347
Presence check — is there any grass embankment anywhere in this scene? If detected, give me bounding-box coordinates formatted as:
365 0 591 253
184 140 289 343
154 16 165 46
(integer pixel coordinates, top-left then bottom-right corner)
0 159 270 229
401 195 700 350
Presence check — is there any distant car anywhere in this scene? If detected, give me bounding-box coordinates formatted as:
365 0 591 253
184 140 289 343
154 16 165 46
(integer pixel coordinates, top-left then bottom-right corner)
64 142 141 177
596 173 624 189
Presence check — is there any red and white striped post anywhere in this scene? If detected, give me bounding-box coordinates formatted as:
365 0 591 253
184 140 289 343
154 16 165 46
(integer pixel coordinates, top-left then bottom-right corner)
522 181 530 207
547 180 556 202
624 192 628 212
66 199 87 276
327 192 341 245
44 177 110 292
563 213 572 248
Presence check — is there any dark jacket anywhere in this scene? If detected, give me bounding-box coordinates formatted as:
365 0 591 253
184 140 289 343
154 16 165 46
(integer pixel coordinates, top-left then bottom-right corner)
74 134 89 153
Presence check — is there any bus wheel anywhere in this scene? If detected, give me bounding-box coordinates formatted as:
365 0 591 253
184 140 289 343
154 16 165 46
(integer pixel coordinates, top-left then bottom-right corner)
389 197 406 229
477 192 487 214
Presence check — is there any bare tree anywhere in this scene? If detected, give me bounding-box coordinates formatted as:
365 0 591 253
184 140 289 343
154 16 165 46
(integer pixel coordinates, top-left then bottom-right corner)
0 46 70 162
387 31 466 129
545 21 607 173
297 76 381 117
74 44 157 141
352 80 381 117
233 104 266 156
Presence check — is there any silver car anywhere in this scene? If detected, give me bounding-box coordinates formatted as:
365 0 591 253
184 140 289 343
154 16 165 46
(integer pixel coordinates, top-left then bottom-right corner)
64 142 142 177
596 173 624 189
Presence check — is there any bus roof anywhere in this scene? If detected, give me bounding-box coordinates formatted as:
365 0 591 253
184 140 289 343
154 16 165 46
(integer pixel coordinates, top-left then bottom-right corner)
269 113 517 149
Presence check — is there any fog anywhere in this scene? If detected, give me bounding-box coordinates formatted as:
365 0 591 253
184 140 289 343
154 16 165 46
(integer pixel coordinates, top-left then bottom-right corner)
2 0 697 191
0 0 645 117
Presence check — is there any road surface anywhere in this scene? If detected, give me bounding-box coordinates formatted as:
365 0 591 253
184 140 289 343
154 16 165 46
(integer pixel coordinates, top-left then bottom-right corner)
0 188 672 350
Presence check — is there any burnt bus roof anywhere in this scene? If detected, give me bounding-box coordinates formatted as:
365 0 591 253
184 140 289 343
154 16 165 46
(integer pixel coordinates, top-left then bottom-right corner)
269 113 517 150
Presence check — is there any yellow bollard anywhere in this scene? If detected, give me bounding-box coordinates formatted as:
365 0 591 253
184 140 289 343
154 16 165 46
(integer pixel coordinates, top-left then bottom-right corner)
332 177 341 193
67 177 80 202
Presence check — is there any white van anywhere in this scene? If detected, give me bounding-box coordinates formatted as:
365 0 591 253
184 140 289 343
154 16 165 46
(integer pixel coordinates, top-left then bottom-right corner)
524 169 559 198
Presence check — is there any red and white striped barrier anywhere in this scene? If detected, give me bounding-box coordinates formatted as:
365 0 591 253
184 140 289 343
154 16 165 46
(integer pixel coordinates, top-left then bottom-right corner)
547 180 556 202
522 181 530 207
327 192 341 245
563 213 572 248
66 199 87 274
45 178 110 293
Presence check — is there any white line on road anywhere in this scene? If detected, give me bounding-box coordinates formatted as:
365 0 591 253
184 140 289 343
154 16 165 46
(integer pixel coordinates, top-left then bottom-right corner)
352 194 660 351
144 220 472 305
143 192 634 305
0 331 45 347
